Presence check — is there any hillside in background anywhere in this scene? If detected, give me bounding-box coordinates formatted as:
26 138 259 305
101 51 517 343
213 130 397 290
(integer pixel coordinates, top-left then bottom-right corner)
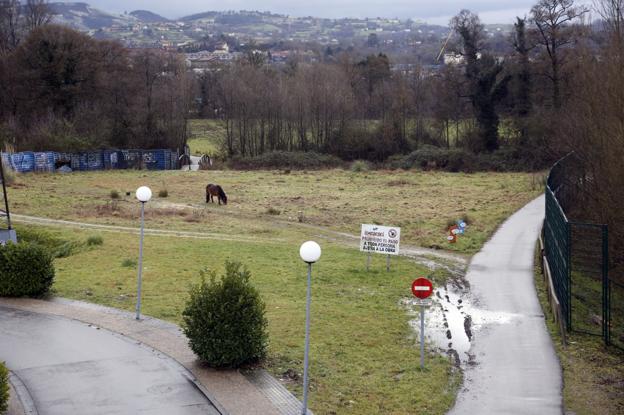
129 10 170 23
50 2 133 30
46 2 514 62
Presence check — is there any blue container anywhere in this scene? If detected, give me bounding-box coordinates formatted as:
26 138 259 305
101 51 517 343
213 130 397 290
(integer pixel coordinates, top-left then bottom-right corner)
34 152 55 172
83 152 104 171
11 152 35 173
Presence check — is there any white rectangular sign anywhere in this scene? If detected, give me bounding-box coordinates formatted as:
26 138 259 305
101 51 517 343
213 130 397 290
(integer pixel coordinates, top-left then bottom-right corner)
360 224 401 256
412 299 433 307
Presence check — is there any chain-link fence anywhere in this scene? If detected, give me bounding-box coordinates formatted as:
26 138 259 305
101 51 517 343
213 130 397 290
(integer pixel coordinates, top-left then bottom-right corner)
544 153 620 349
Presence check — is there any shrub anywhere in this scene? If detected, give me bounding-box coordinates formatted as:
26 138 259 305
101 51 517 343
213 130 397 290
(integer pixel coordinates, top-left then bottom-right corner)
0 362 8 413
350 160 370 172
86 235 103 246
121 258 137 268
183 261 268 368
158 189 168 198
110 190 120 199
265 207 281 215
14 225 81 258
387 145 478 172
229 151 343 170
0 242 54 297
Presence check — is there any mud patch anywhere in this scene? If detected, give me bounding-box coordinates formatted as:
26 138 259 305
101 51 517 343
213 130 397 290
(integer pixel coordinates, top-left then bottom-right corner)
403 284 519 367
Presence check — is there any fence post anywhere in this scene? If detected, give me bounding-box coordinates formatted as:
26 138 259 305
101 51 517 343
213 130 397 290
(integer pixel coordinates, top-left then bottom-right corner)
602 225 610 346
566 221 572 331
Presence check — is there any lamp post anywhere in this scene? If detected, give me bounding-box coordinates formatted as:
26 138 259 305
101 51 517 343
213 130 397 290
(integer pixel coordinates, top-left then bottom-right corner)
135 186 152 320
299 241 321 415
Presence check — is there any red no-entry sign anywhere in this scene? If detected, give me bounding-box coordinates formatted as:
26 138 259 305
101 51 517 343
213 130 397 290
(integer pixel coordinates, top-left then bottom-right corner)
411 278 433 299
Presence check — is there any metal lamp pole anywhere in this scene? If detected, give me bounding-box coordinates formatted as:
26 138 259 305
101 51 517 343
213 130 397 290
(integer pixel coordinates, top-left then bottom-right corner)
0 155 11 230
299 241 321 415
135 186 152 320
302 261 312 415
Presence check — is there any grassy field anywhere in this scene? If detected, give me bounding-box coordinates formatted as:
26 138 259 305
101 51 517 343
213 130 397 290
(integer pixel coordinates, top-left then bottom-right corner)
19 223 459 415
4 169 542 414
534 248 624 415
186 118 521 157
187 119 226 156
7 169 542 254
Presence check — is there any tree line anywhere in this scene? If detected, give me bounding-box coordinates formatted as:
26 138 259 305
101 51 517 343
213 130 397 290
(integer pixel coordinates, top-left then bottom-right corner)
0 0 192 151
194 0 604 167
0 0 617 170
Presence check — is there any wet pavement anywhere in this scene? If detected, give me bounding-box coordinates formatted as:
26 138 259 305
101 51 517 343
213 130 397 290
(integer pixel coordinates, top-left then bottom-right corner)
0 306 220 415
447 196 563 415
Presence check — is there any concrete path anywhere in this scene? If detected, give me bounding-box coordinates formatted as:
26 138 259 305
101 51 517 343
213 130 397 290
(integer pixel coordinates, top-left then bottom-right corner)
0 298 301 415
448 196 563 415
0 306 219 415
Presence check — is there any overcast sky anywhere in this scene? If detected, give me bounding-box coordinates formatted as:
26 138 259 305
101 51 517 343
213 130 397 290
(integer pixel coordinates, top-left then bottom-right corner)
83 1 537 24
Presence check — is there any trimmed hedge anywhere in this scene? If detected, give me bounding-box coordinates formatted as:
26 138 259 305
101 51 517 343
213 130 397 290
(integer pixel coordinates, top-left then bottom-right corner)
0 242 55 297
182 261 268 368
229 151 343 170
0 362 9 413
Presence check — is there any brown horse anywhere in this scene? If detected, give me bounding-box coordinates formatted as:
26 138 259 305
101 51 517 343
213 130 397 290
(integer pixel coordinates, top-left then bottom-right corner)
206 184 227 205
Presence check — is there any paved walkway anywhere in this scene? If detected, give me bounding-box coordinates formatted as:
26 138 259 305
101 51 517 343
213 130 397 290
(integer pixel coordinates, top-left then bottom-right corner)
0 306 218 415
0 298 303 415
448 196 563 414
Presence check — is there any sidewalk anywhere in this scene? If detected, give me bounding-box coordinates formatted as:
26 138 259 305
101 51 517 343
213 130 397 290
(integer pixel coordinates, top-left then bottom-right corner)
448 196 563 414
0 297 307 415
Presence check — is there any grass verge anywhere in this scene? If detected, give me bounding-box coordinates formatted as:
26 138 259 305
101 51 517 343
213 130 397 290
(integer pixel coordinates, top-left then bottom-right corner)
534 245 624 415
24 224 461 415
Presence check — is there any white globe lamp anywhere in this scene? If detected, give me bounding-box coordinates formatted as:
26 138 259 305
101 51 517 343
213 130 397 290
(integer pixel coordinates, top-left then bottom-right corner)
136 186 152 203
299 241 321 264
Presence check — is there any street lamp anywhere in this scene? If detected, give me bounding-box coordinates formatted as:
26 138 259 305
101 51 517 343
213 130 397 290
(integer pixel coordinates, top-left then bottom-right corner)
135 186 152 320
299 241 321 415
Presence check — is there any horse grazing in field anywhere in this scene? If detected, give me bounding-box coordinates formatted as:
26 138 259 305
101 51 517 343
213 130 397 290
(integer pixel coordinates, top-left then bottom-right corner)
206 184 227 205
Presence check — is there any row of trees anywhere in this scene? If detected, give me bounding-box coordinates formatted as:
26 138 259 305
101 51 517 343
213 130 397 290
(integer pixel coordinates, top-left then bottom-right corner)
0 0 615 168
0 1 192 151
193 0 600 164
556 0 624 267
0 24 192 151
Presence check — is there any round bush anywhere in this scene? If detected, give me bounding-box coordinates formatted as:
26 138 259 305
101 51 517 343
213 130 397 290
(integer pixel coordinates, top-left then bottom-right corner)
183 261 268 368
0 361 8 413
0 242 55 297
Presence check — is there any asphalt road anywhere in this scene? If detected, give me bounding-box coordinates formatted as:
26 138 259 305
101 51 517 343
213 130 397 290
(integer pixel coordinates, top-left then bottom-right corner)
0 307 220 415
448 196 563 415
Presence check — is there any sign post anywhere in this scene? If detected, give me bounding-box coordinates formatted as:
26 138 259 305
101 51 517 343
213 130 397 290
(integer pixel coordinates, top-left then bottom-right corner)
411 277 433 369
360 224 401 271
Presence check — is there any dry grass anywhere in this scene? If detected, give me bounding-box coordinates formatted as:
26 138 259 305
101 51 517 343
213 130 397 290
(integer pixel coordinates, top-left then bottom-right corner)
6 169 542 253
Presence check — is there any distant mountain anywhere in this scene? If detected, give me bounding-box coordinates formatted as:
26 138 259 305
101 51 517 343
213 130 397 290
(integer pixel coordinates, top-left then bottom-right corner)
50 2 134 30
180 11 219 22
129 10 169 23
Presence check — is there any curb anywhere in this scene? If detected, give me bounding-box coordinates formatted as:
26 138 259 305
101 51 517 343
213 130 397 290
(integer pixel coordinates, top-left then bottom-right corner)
8 372 37 415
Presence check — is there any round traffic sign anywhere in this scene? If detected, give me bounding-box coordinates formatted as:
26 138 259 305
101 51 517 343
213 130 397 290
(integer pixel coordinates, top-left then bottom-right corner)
411 278 433 299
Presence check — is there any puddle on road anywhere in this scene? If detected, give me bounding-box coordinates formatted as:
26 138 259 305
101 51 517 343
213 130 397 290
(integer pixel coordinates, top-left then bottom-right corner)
402 285 518 367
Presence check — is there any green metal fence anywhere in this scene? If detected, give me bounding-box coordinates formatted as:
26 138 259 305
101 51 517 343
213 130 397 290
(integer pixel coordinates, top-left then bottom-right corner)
544 154 619 349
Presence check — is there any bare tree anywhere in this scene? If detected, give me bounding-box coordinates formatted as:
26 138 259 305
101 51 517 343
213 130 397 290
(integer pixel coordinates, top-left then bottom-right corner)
0 0 21 54
531 0 589 108
594 0 624 48
24 0 51 32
